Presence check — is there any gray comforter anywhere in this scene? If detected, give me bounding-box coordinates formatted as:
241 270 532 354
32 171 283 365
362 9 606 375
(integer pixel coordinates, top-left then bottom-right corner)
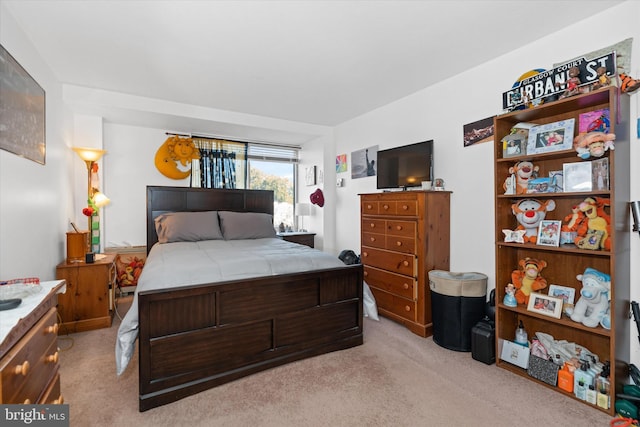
115 238 353 375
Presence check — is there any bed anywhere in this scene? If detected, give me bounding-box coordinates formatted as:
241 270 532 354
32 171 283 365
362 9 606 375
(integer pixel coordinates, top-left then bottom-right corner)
116 186 364 412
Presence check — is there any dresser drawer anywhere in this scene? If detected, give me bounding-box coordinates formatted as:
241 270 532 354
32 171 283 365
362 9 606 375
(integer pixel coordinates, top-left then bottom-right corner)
370 288 416 322
361 247 416 277
40 371 63 404
361 232 386 249
361 218 385 233
0 308 59 404
385 235 416 254
386 220 416 237
364 266 415 300
361 201 379 215
393 200 417 216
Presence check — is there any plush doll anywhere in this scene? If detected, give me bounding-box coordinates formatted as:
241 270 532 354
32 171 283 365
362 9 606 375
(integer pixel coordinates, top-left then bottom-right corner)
573 132 615 159
565 268 610 328
511 198 556 243
511 257 548 305
504 161 539 195
620 73 640 94
574 197 611 250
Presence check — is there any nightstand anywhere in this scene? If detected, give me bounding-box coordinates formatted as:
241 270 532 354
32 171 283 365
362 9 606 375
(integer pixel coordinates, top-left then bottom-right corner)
277 232 316 248
55 253 116 333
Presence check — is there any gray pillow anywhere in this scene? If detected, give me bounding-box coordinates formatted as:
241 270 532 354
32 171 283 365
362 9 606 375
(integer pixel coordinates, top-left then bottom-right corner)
218 211 276 240
154 211 223 243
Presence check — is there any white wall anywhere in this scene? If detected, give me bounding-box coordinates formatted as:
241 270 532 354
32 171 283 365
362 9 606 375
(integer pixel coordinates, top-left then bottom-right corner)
0 3 74 280
333 2 640 363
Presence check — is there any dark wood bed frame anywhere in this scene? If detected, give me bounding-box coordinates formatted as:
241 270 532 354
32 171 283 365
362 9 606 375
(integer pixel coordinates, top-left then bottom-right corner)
138 186 363 411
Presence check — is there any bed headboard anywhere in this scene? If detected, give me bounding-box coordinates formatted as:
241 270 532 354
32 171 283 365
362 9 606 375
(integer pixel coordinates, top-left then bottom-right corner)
146 186 275 253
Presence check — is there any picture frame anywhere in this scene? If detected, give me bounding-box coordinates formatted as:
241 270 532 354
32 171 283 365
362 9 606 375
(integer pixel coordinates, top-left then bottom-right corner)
502 134 526 158
527 292 563 319
548 284 576 306
591 157 609 191
463 116 495 147
305 165 316 186
0 44 46 165
537 220 561 247
526 119 575 155
563 161 593 192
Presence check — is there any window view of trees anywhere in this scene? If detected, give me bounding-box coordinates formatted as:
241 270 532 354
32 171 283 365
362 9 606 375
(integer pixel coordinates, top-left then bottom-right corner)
249 161 295 229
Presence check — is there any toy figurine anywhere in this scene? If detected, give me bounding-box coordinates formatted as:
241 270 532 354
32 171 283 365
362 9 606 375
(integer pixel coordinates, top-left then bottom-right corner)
620 73 640 94
557 67 582 99
591 67 611 91
504 283 518 307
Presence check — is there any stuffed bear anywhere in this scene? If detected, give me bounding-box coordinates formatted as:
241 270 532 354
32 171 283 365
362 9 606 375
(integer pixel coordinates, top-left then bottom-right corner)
573 132 615 159
565 267 610 328
511 198 556 243
511 257 548 305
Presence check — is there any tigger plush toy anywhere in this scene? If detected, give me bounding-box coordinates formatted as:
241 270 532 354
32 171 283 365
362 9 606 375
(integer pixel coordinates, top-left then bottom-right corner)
511 257 548 305
504 161 539 195
511 198 556 243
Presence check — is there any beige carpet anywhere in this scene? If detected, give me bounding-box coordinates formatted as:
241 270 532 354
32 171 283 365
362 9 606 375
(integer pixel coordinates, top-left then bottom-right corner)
57 296 613 426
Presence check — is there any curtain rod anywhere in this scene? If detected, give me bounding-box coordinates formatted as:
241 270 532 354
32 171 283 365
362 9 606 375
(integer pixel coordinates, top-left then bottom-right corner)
165 131 301 150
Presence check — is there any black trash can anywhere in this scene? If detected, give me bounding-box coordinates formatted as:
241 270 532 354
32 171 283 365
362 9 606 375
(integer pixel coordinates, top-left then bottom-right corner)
428 270 488 352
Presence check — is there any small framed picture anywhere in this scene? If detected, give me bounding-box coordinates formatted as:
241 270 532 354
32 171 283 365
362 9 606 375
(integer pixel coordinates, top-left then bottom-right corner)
537 220 561 247
305 166 316 186
563 161 592 192
527 292 563 319
548 284 576 306
548 170 563 192
527 119 575 155
592 157 609 191
502 134 526 158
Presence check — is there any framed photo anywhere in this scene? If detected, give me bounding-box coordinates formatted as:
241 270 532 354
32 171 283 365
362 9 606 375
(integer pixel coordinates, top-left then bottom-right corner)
502 134 526 158
548 170 563 192
527 292 563 319
592 157 609 191
0 44 46 164
548 284 576 306
305 165 316 186
537 220 561 247
351 145 378 179
526 119 575 155
563 161 592 192
578 108 610 134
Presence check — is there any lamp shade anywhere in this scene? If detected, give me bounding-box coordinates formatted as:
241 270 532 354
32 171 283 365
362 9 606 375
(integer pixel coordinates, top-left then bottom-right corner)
72 146 106 162
93 191 111 208
296 203 311 216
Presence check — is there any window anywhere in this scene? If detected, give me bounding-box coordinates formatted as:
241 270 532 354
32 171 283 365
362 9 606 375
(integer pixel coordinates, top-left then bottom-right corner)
247 144 299 230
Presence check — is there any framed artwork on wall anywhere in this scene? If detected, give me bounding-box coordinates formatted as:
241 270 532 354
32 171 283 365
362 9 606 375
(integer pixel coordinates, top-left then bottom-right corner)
0 44 46 164
526 119 574 155
305 165 316 186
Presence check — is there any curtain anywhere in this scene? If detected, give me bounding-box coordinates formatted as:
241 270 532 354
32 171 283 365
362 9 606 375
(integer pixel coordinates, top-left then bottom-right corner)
191 138 247 189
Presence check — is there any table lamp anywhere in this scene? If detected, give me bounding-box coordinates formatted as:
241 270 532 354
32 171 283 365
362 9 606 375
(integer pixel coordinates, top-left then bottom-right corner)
296 202 311 232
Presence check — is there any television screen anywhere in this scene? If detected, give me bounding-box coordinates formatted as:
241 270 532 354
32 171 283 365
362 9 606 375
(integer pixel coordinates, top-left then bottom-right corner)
376 140 433 189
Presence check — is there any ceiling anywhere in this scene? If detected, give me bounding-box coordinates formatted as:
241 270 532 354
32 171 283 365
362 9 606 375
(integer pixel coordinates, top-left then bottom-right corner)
3 0 625 129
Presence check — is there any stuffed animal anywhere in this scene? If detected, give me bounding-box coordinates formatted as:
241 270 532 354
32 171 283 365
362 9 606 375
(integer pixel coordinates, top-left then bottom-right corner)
511 257 548 305
620 73 640 94
574 197 611 250
505 161 539 195
573 132 615 159
565 268 610 328
511 198 556 243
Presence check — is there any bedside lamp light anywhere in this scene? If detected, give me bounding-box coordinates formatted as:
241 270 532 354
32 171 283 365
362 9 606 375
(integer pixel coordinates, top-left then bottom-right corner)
72 146 109 252
296 202 312 232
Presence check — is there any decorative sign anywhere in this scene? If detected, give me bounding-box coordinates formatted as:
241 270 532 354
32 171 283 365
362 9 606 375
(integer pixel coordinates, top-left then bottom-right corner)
502 51 616 111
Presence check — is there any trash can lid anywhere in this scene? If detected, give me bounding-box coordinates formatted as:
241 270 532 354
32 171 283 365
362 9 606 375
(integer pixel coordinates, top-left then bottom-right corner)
428 270 488 297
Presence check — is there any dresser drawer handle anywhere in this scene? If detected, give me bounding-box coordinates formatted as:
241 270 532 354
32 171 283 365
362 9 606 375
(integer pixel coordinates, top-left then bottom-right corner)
369 223 375 228
402 260 409 267
366 204 373 210
405 305 411 312
363 271 368 277
403 283 409 290
23 398 32 404
45 323 59 335
383 204 389 210
46 351 59 364
370 237 376 242
402 205 409 210
14 361 29 376
396 241 402 246
53 395 64 405
396 225 403 231
363 252 368 257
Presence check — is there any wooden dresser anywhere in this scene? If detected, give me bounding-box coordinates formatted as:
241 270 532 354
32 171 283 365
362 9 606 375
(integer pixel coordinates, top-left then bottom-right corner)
360 191 450 337
0 280 65 404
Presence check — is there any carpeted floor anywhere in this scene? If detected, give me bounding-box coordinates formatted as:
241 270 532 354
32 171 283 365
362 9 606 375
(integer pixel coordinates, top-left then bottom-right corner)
57 296 613 426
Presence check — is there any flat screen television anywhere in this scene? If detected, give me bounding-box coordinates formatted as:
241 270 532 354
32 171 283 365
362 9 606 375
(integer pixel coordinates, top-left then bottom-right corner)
376 140 434 190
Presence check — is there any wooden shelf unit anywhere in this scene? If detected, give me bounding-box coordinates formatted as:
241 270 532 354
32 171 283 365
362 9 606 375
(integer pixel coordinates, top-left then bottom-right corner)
493 87 630 415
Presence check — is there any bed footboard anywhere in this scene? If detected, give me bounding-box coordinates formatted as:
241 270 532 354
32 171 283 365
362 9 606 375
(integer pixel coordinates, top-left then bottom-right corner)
138 264 363 411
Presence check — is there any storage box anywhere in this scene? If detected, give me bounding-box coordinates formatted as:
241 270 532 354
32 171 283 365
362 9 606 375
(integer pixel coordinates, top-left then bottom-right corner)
471 318 495 364
527 355 559 386
499 339 530 369
66 231 89 263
